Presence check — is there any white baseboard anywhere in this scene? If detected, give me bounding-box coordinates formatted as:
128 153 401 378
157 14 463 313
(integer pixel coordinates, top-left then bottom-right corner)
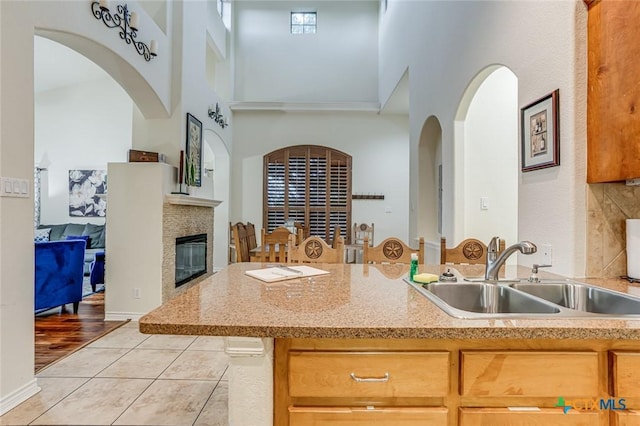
104 311 145 322
0 379 40 415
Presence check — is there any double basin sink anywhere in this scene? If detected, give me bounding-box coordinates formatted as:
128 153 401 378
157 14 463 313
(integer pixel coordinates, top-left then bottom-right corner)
407 279 640 319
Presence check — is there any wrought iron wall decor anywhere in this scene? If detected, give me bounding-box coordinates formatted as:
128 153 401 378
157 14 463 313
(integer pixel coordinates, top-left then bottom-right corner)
208 103 228 129
91 1 158 61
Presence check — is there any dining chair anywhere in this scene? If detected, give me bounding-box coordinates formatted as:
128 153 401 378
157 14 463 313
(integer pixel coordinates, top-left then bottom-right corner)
363 236 424 264
353 222 374 246
231 222 250 262
440 237 504 265
288 234 345 264
260 227 292 263
245 222 258 251
228 222 236 263
294 222 308 244
330 225 344 249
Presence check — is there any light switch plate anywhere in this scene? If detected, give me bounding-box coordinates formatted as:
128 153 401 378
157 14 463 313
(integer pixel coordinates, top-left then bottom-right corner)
0 177 30 198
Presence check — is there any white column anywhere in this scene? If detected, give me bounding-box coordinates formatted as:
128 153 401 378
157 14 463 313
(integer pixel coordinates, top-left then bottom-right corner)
224 337 274 426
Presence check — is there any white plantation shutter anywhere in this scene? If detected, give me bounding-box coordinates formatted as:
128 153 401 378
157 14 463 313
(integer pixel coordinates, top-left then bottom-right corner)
263 146 352 243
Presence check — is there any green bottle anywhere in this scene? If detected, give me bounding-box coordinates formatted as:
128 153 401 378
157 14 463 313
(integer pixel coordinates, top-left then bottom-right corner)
409 253 418 281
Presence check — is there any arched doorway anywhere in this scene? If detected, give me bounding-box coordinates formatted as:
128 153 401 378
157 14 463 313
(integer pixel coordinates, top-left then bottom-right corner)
203 129 230 270
452 66 518 254
417 115 442 264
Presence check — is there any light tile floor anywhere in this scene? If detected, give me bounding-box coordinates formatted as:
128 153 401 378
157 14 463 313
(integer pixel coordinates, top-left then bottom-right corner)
0 322 229 426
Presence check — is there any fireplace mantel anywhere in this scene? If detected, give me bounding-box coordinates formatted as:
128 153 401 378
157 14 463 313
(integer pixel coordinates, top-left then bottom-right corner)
165 194 222 208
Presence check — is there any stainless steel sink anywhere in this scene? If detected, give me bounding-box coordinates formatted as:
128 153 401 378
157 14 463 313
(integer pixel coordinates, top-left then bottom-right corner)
510 282 640 315
407 281 562 319
406 278 640 319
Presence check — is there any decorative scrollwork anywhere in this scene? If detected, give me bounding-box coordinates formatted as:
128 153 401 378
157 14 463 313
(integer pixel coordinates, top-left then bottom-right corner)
91 2 156 62
304 240 323 259
382 240 403 260
462 241 484 260
208 103 229 129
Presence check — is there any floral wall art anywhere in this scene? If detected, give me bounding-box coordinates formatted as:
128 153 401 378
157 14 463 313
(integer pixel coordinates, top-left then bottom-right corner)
69 170 107 217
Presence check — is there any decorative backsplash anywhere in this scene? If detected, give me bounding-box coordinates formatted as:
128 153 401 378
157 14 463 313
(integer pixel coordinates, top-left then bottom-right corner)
586 183 640 277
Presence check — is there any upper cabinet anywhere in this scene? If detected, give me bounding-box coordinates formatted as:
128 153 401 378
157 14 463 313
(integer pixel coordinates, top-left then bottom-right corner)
587 0 640 183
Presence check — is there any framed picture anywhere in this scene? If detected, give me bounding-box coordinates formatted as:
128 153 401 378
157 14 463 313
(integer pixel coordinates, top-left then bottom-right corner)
185 113 202 187
69 170 107 217
520 89 560 172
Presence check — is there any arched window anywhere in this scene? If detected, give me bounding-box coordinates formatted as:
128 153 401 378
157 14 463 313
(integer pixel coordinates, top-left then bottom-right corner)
263 145 352 243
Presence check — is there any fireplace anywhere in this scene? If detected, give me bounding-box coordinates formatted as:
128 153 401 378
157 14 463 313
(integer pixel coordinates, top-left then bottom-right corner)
175 234 207 287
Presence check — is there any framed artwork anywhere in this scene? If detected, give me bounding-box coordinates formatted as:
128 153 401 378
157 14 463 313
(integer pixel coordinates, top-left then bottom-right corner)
69 170 107 217
185 113 202 187
520 89 560 172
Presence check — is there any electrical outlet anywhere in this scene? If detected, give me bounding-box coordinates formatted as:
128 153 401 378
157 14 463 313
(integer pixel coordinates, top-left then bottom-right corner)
540 244 552 265
133 288 141 299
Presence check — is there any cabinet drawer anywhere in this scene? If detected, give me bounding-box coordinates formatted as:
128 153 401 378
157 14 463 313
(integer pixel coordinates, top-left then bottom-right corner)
459 408 601 426
290 406 447 425
613 410 640 426
461 351 598 397
288 351 449 398
612 352 640 397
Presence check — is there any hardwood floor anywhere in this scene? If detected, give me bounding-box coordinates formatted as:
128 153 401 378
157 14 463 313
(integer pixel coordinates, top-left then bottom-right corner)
34 292 128 373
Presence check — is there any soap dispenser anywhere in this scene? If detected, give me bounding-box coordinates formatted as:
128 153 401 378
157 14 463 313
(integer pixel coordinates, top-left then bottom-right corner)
409 253 418 281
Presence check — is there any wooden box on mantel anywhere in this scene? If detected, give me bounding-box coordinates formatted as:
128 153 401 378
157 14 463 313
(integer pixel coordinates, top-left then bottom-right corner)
128 149 159 162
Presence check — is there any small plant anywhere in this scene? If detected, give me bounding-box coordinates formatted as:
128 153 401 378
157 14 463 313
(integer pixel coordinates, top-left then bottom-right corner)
185 152 197 186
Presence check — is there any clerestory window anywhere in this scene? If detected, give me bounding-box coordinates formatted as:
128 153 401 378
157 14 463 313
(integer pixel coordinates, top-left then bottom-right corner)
264 145 351 244
291 12 317 34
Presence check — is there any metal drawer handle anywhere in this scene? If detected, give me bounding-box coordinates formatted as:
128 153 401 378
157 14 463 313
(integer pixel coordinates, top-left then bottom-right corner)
350 372 390 383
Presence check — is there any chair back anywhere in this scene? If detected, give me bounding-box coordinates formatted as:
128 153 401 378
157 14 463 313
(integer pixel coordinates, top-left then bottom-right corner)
440 237 505 265
294 222 308 244
288 234 345 264
260 227 291 263
363 236 424 264
330 225 344 249
245 222 258 250
353 223 374 246
231 222 250 262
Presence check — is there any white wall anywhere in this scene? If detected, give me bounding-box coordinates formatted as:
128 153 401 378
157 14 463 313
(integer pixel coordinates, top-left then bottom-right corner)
379 1 587 276
0 0 232 412
462 67 518 256
231 111 410 244
233 1 379 102
36 77 132 225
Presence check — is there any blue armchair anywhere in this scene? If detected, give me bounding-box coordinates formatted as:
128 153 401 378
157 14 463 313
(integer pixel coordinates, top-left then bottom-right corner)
35 240 86 313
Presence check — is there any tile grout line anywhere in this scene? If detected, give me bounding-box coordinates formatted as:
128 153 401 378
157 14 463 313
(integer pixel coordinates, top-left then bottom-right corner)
191 365 229 426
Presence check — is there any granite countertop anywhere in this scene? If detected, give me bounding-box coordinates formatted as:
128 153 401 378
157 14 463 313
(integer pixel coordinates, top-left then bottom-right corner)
139 263 640 340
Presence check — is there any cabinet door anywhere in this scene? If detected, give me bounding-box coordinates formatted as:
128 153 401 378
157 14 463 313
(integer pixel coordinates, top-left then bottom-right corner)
611 352 640 397
290 406 448 426
460 408 601 426
460 351 598 397
288 351 449 398
587 0 640 182
613 410 640 426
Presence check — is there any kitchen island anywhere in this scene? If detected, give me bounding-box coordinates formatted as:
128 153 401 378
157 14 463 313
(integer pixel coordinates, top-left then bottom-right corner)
139 263 640 426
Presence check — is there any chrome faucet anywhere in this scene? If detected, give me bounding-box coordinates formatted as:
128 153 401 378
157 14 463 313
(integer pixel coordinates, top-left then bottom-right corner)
484 236 537 281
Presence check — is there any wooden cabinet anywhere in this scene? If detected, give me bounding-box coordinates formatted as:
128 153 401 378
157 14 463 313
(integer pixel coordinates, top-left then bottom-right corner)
276 340 450 425
289 407 448 425
288 351 449 398
461 351 599 397
276 339 640 426
611 352 640 398
460 408 601 426
613 410 640 426
587 0 640 182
